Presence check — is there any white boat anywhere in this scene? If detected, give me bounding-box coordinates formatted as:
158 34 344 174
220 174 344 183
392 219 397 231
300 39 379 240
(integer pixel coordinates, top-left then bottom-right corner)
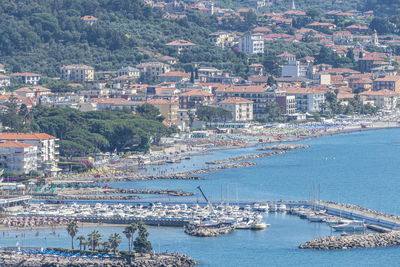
308 215 325 222
331 220 365 231
250 222 269 230
278 204 287 212
270 204 278 212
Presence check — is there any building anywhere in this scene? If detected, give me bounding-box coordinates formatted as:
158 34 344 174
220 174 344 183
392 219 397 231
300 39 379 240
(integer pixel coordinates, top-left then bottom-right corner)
373 76 400 92
209 32 235 49
277 52 296 63
147 99 178 122
81 15 98 24
198 67 223 77
276 94 296 115
285 88 325 112
117 67 140 78
281 61 308 78
0 142 38 174
332 31 353 44
238 34 264 54
214 85 273 114
93 98 139 111
60 65 94 82
249 64 265 75
137 62 171 77
218 97 253 122
10 73 41 85
179 89 214 109
0 74 11 87
14 86 51 98
0 133 58 175
0 64 5 73
158 71 191 83
166 40 196 54
359 90 399 110
308 22 336 30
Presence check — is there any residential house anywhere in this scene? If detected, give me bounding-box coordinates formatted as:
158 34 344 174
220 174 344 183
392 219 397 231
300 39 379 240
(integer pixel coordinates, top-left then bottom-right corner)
249 64 265 75
285 87 325 112
158 71 191 83
218 97 253 121
60 65 94 82
81 15 98 25
198 67 223 77
11 73 41 85
358 53 387 73
276 52 296 63
117 67 140 78
281 61 308 78
14 86 51 98
166 40 196 54
238 34 264 54
137 62 171 77
0 133 58 175
308 22 336 31
94 98 139 111
346 24 369 34
332 31 353 44
0 142 38 174
275 94 296 115
147 99 178 122
0 74 11 87
209 32 235 49
0 64 5 73
179 89 214 109
373 76 400 92
359 90 399 110
214 84 272 114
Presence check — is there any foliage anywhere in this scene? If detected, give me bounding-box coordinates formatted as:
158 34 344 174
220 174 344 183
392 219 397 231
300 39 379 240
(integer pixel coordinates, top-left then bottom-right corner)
321 91 379 116
123 223 138 253
255 101 286 123
196 106 232 123
88 230 102 251
133 222 152 253
66 221 79 250
108 233 122 254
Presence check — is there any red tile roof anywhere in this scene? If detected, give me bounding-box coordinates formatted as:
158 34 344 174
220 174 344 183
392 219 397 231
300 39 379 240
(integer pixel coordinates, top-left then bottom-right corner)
10 73 40 77
219 97 253 104
360 89 399 96
0 141 35 148
0 133 56 140
166 40 196 46
179 89 213 96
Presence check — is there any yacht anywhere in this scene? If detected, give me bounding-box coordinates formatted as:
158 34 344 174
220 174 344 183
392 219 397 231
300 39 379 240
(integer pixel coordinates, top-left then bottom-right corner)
331 220 365 231
277 204 287 212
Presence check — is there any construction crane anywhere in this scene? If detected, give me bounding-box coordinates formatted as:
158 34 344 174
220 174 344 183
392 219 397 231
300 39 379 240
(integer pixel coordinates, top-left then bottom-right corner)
197 186 217 219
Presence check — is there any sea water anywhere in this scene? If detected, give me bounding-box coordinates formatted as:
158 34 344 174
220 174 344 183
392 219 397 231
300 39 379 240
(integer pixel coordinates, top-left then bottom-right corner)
4 128 400 266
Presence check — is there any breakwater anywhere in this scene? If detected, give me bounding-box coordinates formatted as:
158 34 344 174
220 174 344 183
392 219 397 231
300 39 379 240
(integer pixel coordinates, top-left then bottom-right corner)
184 223 235 237
205 151 287 165
257 144 310 151
299 231 400 250
174 161 257 176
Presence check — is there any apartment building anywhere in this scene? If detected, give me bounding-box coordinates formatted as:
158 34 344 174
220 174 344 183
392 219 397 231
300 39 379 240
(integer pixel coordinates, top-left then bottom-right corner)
218 97 253 122
60 64 95 82
0 142 38 174
238 34 264 54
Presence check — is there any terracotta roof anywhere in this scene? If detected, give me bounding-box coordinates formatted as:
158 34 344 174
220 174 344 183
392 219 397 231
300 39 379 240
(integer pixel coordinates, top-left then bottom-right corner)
179 89 213 96
277 52 295 57
251 27 271 33
320 68 359 74
147 99 174 105
309 22 336 27
81 15 98 21
158 71 190 77
374 76 400 82
0 133 56 140
360 89 399 96
0 141 35 148
215 85 268 93
219 97 253 104
166 40 196 46
337 92 355 99
94 98 136 104
0 74 10 79
60 64 94 70
10 73 40 77
285 87 326 94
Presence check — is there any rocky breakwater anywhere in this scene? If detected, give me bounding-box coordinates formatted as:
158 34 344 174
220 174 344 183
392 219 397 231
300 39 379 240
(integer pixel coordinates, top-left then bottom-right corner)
206 151 287 165
299 231 400 250
184 223 235 237
175 161 257 176
258 144 310 151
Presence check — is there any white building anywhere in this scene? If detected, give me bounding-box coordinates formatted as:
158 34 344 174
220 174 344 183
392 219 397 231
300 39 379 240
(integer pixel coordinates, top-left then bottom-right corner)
285 88 325 112
218 97 254 121
0 74 11 87
0 141 38 174
10 73 41 85
117 66 140 78
238 34 264 54
0 133 58 175
281 61 308 78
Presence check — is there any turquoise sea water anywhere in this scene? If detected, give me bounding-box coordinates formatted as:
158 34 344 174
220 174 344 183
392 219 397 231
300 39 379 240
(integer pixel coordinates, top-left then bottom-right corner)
4 128 400 266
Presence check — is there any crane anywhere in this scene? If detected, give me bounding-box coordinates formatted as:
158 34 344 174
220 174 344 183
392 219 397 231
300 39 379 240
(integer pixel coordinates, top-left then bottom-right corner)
197 186 217 220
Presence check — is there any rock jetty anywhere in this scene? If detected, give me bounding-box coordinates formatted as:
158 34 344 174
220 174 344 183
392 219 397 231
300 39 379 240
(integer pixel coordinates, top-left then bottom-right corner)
0 251 197 266
258 144 309 151
175 161 257 176
299 231 400 250
184 224 235 237
205 151 287 165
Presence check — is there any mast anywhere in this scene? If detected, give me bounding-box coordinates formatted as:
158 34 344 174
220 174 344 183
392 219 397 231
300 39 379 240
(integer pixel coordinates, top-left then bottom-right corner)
291 0 296 10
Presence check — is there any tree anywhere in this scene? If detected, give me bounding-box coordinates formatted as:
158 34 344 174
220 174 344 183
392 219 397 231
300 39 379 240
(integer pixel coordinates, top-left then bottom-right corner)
2 95 23 131
108 233 122 254
267 76 276 86
196 106 232 124
88 230 102 251
306 9 320 20
66 221 78 250
123 223 138 253
187 110 195 129
136 103 164 122
76 235 86 251
133 222 152 254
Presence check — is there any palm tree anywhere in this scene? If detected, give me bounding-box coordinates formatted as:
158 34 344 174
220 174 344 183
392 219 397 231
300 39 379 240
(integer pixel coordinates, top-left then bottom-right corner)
123 223 138 252
66 221 78 250
108 233 122 254
88 230 102 251
76 235 86 251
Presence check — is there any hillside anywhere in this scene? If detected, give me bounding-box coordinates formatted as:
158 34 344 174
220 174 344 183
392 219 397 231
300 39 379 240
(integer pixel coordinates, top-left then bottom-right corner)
0 0 248 77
